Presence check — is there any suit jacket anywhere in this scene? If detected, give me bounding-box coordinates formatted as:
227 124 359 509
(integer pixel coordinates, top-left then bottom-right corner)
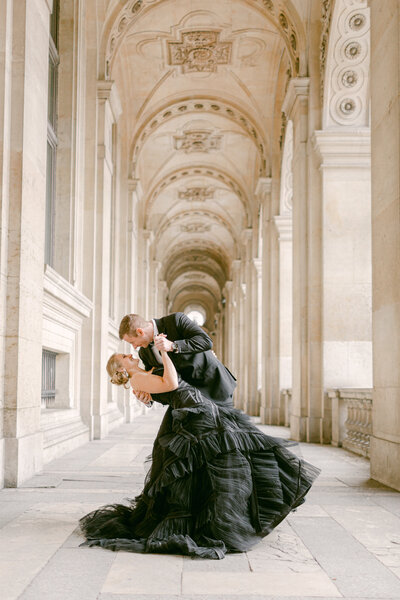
139 312 236 403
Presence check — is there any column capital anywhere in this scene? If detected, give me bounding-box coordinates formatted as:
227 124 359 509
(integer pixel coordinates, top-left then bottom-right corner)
282 77 310 119
142 229 154 243
241 228 253 244
255 177 272 201
253 257 262 277
97 80 122 122
312 129 371 169
223 280 233 293
231 259 241 276
273 215 293 241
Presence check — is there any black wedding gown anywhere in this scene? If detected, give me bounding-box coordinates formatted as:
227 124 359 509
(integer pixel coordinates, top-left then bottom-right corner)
79 378 320 559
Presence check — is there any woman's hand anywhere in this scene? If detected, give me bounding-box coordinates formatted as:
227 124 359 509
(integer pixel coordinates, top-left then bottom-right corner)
132 389 152 405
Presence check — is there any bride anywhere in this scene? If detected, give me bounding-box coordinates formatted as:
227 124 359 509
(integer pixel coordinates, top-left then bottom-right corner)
79 338 320 559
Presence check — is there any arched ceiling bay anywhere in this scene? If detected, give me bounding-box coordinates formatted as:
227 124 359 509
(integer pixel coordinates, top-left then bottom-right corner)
105 0 303 317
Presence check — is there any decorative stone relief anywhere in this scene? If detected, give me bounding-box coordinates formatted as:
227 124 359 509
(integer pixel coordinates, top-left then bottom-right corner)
167 30 232 73
178 187 215 202
320 0 333 98
180 223 211 233
173 130 222 153
322 0 370 128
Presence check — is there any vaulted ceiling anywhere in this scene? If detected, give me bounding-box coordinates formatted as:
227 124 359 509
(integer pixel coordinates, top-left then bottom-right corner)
102 0 304 328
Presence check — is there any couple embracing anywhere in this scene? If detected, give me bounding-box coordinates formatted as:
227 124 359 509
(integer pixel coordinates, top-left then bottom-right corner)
80 311 320 559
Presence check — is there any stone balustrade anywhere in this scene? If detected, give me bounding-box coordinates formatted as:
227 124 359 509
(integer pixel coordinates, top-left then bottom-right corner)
328 389 373 457
280 389 292 427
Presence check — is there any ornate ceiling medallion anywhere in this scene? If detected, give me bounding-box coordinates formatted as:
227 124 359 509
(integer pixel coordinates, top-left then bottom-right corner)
173 130 222 153
179 187 215 202
167 30 232 73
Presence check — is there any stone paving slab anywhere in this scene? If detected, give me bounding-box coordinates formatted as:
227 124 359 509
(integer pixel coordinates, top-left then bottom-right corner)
290 516 400 598
0 410 400 599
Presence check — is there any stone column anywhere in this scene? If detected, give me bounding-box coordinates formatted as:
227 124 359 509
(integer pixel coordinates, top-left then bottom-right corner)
151 260 162 317
253 258 263 407
241 229 259 415
158 280 168 316
127 178 140 311
90 80 121 439
138 229 153 318
313 131 372 393
3 0 52 485
231 259 242 408
369 0 400 491
257 178 280 425
283 77 324 442
273 215 293 423
222 281 234 370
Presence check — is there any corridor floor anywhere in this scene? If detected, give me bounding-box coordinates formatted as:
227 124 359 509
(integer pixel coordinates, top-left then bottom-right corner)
1 407 400 600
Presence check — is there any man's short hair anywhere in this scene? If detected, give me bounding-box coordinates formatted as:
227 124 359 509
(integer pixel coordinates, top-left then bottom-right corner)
119 314 148 339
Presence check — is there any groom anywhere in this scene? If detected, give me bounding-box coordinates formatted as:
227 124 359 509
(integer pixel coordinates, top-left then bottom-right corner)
119 312 236 407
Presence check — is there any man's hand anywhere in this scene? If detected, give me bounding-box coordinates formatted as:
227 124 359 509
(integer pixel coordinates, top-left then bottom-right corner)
154 333 174 352
132 389 152 405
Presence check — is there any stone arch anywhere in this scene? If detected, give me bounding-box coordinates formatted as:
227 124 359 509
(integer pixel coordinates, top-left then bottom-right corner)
131 96 268 177
143 165 252 227
100 0 307 80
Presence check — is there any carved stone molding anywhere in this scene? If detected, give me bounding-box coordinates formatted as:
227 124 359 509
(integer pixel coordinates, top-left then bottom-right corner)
167 30 232 73
312 129 371 169
282 77 310 119
273 215 292 242
320 0 333 99
178 187 215 202
173 130 222 153
322 0 370 128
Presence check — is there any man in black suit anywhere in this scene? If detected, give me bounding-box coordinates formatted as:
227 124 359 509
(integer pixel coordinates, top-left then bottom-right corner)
119 312 236 407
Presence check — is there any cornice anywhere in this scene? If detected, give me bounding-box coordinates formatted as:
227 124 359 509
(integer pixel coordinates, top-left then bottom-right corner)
282 77 310 118
312 128 371 169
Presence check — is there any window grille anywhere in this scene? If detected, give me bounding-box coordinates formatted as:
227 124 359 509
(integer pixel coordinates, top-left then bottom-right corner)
41 350 57 409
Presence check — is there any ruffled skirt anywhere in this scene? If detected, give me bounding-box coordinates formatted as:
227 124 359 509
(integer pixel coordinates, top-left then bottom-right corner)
79 400 320 559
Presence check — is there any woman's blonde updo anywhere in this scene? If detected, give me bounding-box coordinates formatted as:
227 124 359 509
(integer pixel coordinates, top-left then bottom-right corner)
106 353 130 388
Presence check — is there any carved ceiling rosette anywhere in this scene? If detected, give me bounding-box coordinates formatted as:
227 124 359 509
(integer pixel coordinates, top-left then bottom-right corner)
322 0 370 128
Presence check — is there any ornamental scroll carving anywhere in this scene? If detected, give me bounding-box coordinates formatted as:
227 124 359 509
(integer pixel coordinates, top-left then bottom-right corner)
173 130 222 153
322 0 370 128
167 31 232 73
179 187 215 202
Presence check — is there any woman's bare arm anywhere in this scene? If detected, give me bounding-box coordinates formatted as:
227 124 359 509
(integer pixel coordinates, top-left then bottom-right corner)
130 349 178 394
